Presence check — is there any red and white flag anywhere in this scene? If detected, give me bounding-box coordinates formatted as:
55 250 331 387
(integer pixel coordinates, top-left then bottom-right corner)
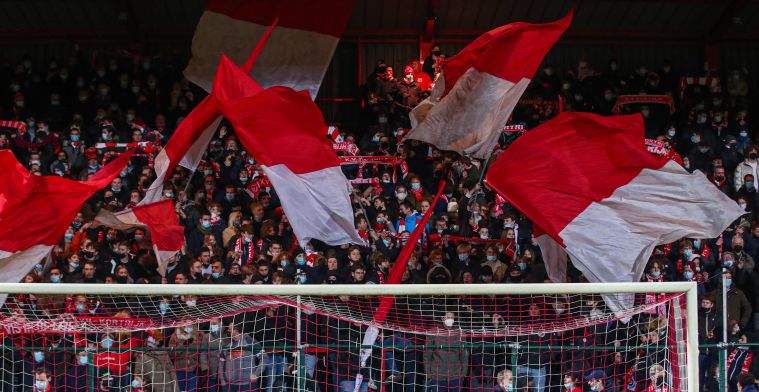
213 60 361 247
184 0 354 99
406 11 573 158
0 150 133 285
93 200 185 276
141 21 277 205
486 112 744 308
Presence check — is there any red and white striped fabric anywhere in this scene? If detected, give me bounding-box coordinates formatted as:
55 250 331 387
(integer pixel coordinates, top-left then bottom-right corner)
93 200 184 276
0 120 26 134
213 60 361 247
184 0 354 99
0 150 133 290
487 112 744 308
406 11 573 158
678 76 721 97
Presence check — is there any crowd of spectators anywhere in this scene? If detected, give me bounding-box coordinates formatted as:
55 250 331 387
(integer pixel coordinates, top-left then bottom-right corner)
0 43 756 392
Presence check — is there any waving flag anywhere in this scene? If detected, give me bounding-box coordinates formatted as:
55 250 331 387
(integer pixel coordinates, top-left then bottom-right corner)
406 11 573 158
486 112 743 310
184 0 354 99
93 200 185 276
213 57 361 247
141 20 276 205
0 150 133 286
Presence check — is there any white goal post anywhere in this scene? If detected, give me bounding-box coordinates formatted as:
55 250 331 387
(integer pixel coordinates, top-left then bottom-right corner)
0 282 699 392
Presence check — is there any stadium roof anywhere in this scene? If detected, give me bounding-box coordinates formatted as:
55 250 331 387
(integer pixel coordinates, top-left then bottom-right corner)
0 0 756 45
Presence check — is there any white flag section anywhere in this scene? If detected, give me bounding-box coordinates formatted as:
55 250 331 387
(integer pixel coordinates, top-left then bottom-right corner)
263 165 363 246
410 72 530 158
406 11 573 159
184 0 354 99
534 232 568 284
487 112 745 314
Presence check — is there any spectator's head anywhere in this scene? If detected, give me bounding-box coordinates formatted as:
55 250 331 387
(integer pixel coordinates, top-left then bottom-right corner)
497 369 513 389
563 374 579 390
351 264 366 283
649 364 665 387
34 367 50 391
584 369 606 391
83 261 96 279
211 260 224 279
738 373 756 391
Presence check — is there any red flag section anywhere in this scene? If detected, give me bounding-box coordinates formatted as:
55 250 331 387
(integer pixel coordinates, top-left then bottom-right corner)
0 150 134 284
93 200 185 276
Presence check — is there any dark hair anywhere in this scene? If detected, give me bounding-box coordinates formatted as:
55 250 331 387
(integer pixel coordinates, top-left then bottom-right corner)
738 372 756 387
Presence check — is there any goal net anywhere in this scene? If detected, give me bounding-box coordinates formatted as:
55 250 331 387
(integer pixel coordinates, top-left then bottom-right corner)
0 283 697 392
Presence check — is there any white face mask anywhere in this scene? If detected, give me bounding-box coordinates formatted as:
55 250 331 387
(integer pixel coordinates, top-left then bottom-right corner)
443 318 455 328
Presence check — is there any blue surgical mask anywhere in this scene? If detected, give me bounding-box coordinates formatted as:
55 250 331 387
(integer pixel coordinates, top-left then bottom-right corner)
36 381 48 390
132 379 141 388
486 255 497 262
64 233 74 241
70 262 79 270
458 254 468 262
411 183 421 191
33 351 44 362
564 383 573 390
747 183 755 191
34 263 43 271
693 239 701 248
724 260 735 268
382 239 390 247
518 262 527 271
684 271 694 280
690 135 698 143
50 275 60 283
372 135 380 143
76 304 86 313
726 278 733 288
210 324 220 334
78 355 88 365
407 261 414 270
280 260 288 267
684 249 693 258
184 326 193 334
101 338 114 348
201 220 211 229
651 271 661 278
70 134 80 142
159 303 170 314
377 217 385 224
296 256 307 266
212 272 221 279
298 275 307 284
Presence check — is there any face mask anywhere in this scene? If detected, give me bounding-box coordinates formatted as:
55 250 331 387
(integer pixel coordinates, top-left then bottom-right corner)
443 318 455 328
212 272 221 279
684 271 694 280
693 240 701 248
101 338 114 348
518 262 527 271
684 249 693 258
725 278 732 288
410 183 421 190
604 93 614 101
714 116 722 123
735 245 744 253
667 130 676 137
396 192 407 200
225 193 235 201
590 386 600 392
79 355 88 365
76 304 86 313
740 202 747 210
35 263 43 271
184 326 194 334
202 220 211 229
724 259 735 268
50 275 60 283
641 110 650 118
186 300 196 307
296 256 307 265
35 381 48 390
159 303 169 314
132 379 141 388
210 324 220 334
239 176 248 183
486 255 497 262
740 131 749 138
33 351 44 363
298 275 307 284
458 254 468 262
564 383 573 390
372 135 380 143
651 271 661 278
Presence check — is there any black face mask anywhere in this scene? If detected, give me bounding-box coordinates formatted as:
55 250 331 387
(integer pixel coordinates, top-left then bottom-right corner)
734 245 744 253
750 153 758 160
114 276 128 284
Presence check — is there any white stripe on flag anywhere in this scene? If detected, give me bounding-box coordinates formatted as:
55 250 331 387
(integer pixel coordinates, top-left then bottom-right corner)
185 12 338 99
408 68 530 158
0 244 53 303
262 164 362 247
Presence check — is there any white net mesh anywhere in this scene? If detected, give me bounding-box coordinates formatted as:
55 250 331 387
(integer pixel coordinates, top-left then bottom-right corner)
0 288 691 392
